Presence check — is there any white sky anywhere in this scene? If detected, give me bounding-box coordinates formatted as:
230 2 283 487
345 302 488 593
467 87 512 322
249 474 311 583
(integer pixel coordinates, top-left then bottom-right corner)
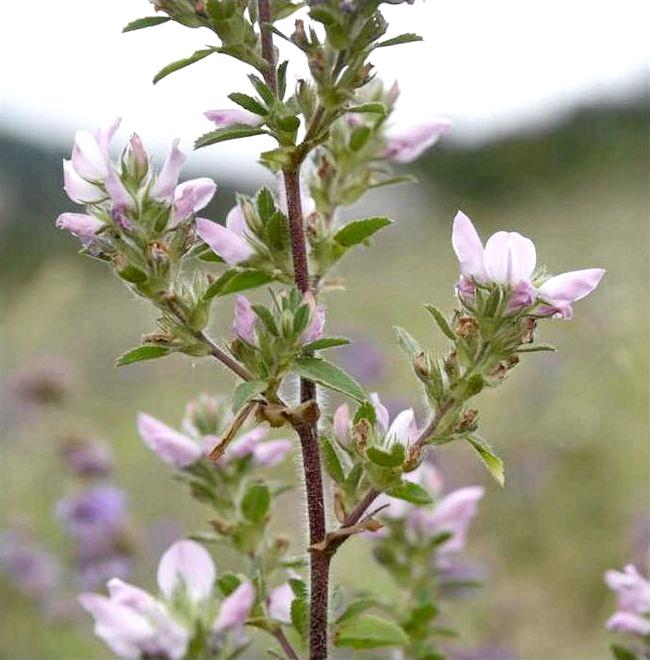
1 0 648 174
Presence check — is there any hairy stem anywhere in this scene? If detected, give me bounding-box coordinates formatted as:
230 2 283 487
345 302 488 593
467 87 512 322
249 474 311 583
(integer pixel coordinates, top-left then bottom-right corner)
256 0 330 655
273 627 300 660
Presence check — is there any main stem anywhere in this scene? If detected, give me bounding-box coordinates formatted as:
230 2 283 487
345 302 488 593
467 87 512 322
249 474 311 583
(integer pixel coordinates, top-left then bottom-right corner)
256 6 330 656
283 169 330 660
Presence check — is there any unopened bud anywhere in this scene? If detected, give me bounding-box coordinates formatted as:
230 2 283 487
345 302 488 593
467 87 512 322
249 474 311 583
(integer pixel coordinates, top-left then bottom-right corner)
457 316 479 340
124 133 149 183
521 317 536 344
210 515 234 535
444 350 459 378
353 417 370 450
455 408 479 433
414 352 431 381
292 19 309 50
143 331 176 346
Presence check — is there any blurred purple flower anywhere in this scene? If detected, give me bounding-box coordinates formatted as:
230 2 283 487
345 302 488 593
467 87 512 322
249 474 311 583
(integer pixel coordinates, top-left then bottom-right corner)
56 486 126 539
138 412 204 469
267 583 294 624
157 539 216 603
213 581 255 634
335 333 385 383
0 531 61 601
232 295 258 345
301 293 326 344
11 357 73 408
61 439 113 478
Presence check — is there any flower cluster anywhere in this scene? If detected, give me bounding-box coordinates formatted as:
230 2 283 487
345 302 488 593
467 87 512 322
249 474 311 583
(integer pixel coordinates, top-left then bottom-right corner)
604 564 650 656
452 211 604 319
80 539 256 659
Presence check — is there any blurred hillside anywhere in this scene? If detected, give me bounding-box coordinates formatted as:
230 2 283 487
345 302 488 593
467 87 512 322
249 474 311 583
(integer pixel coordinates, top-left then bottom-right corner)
1 98 648 659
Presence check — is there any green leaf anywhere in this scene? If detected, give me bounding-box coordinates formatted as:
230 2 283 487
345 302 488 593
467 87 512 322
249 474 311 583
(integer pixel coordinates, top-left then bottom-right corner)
403 602 438 639
334 217 392 248
256 187 276 222
123 16 171 32
335 614 409 649
277 60 289 99
204 268 273 299
289 578 307 598
292 303 311 336
467 435 505 487
293 357 365 403
393 325 422 356
349 126 372 152
321 438 345 483
302 337 350 352
217 573 242 596
388 481 433 505
424 304 456 341
115 345 170 367
353 401 377 426
228 92 269 116
153 48 216 84
195 125 267 149
610 644 638 660
376 33 423 48
346 102 388 115
251 304 278 336
516 343 557 353
266 211 289 250
232 379 267 412
241 483 270 523
291 597 309 638
336 598 382 624
366 444 405 468
247 74 276 106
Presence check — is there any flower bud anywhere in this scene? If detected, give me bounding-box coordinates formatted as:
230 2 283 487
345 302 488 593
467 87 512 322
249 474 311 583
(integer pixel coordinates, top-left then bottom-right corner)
455 409 479 434
520 317 536 344
456 316 479 340
123 133 149 184
413 351 431 382
444 350 459 378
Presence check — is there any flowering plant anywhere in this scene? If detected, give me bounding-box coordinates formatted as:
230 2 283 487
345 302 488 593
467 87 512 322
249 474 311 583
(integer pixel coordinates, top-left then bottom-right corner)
54 0 607 657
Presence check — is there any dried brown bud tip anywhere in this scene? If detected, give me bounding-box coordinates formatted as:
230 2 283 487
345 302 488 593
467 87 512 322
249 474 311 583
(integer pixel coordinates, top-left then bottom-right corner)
210 516 234 535
521 317 537 344
457 316 479 339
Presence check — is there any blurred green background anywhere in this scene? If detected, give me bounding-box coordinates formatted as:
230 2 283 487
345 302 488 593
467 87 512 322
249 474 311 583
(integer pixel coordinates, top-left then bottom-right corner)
1 99 648 659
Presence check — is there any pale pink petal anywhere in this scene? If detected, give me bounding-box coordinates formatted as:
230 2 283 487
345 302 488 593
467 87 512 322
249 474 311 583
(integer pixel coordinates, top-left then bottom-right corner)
384 120 451 163
78 593 152 659
369 393 390 431
253 439 292 467
225 204 247 236
63 160 105 203
173 178 217 222
107 578 157 613
196 218 254 265
483 231 536 285
94 118 122 158
451 211 486 280
213 582 255 633
301 294 326 344
267 583 293 624
427 486 484 553
606 611 650 636
232 295 258 345
156 540 216 603
228 426 268 459
55 213 103 240
105 166 135 210
150 139 186 202
386 408 417 445
333 404 351 446
204 109 263 128
137 413 204 469
538 269 605 306
72 130 109 181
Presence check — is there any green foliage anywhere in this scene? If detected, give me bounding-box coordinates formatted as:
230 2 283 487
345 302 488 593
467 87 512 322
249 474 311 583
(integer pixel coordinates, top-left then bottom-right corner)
293 357 365 402
334 614 409 649
152 48 217 84
467 435 505 487
115 345 170 366
388 481 433 505
122 16 171 32
195 125 268 148
204 268 274 299
333 217 392 248
232 379 267 412
241 482 271 522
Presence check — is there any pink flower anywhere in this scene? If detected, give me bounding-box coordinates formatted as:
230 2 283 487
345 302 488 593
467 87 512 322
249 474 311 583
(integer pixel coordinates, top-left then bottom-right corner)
213 582 255 634
204 108 263 128
173 178 217 223
606 611 650 637
267 583 294 624
253 439 292 468
227 426 291 467
150 140 187 203
128 134 148 174
605 564 650 615
196 211 254 265
55 213 103 241
156 540 216 604
105 166 135 210
333 403 351 447
384 120 451 163
63 160 105 203
409 486 484 552
71 118 120 182
232 295 258 345
537 268 606 319
137 413 204 469
301 293 326 344
451 211 604 315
